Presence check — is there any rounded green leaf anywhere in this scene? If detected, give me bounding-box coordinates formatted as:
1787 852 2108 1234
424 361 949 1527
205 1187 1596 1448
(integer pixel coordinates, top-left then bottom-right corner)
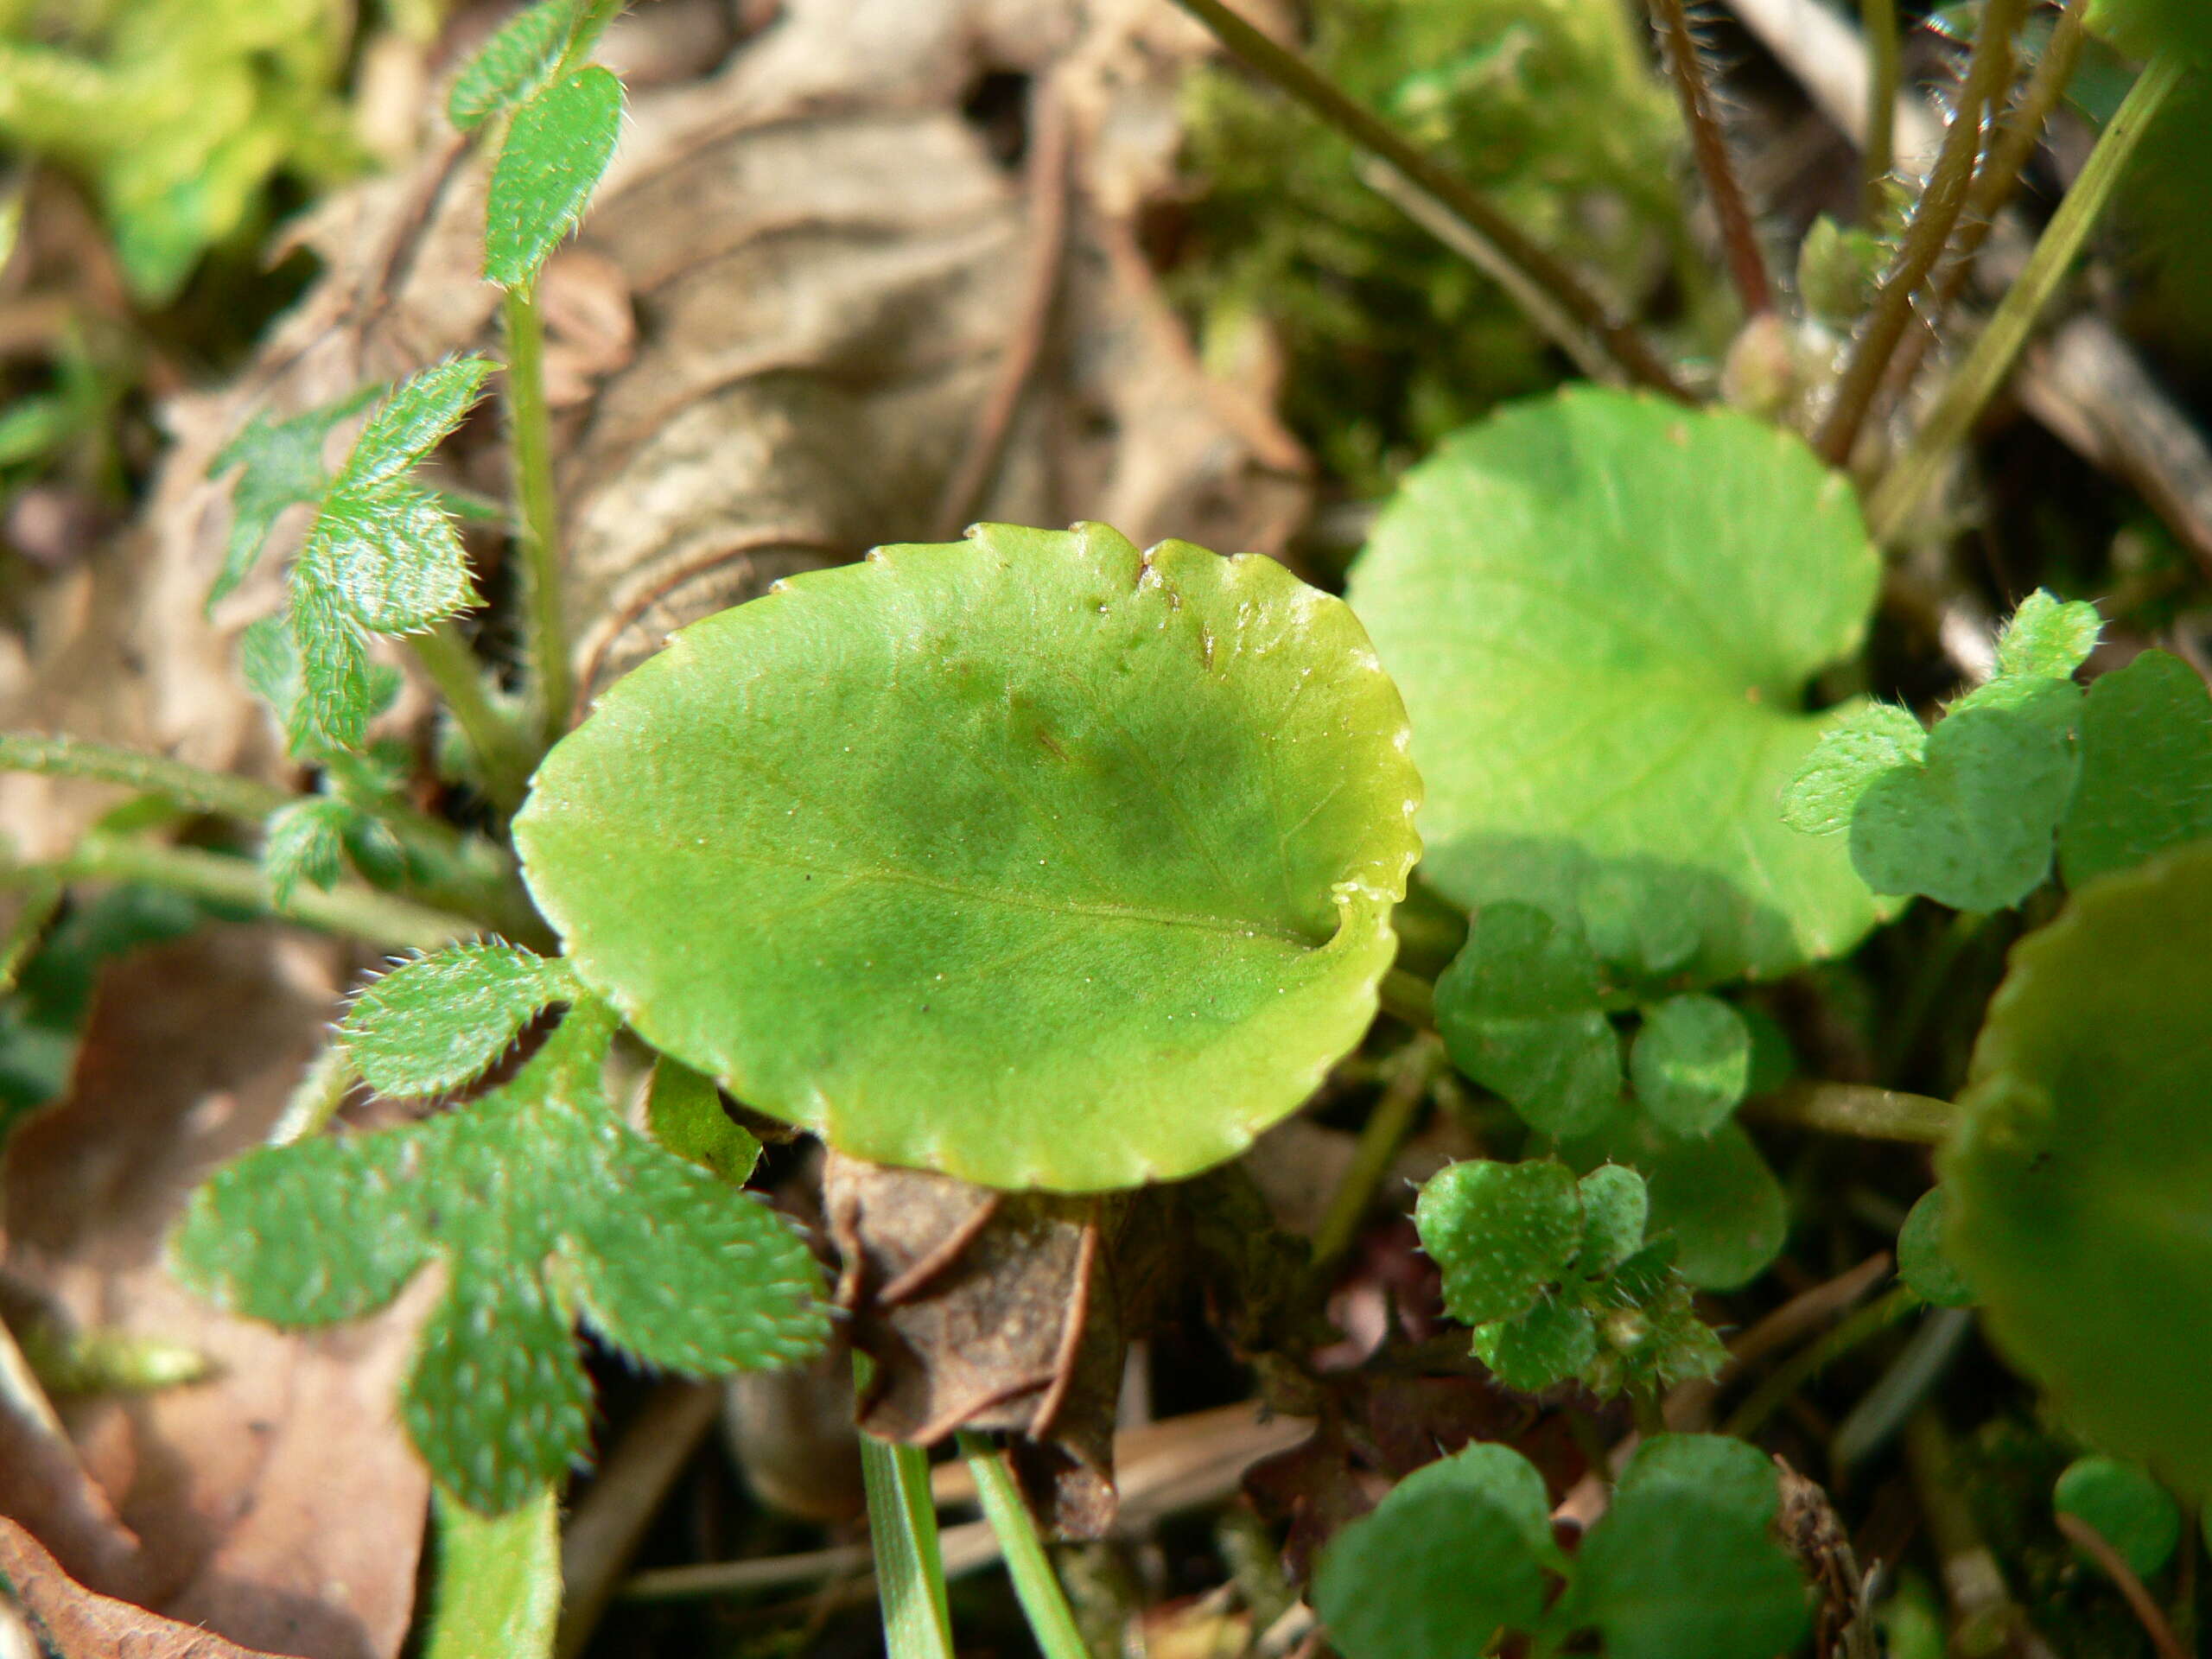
1348 387 1883 985
1630 994 1751 1136
1576 1162 1649 1274
1436 901 1621 1134
2056 1455 2182 1580
1313 1443 1557 1659
1897 1186 1975 1308
1474 1296 1599 1391
1942 841 2212 1489
517 523 1421 1192
1564 1105 1788 1290
1414 1158 1582 1325
2059 649 2212 888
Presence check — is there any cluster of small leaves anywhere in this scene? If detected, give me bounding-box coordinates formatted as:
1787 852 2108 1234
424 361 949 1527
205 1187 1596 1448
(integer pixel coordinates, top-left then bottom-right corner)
1174 0 1684 489
1313 1435 1809 1659
1435 901 1752 1139
1786 592 2212 909
0 0 360 302
171 944 828 1512
1414 1159 1724 1397
448 0 626 294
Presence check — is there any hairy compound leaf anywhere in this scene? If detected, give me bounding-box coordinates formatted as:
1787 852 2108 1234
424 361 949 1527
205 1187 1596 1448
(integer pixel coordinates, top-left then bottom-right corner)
645 1058 760 1185
207 387 379 609
1349 388 1883 985
1564 1103 1788 1290
1943 841 2212 1488
2055 1456 2182 1580
1436 903 1618 1134
338 358 495 493
339 943 568 1097
447 0 571 130
2059 650 2212 887
1312 1444 1557 1659
287 574 375 752
485 67 623 290
1414 1158 1582 1325
517 523 1421 1192
1993 590 2103 681
311 484 480 633
1630 995 1751 1136
175 1001 829 1512
1567 1435 1809 1659
263 797 351 905
1473 1294 1599 1390
1850 679 2082 911
1576 1163 1649 1274
1897 1186 1976 1307
1782 702 1926 835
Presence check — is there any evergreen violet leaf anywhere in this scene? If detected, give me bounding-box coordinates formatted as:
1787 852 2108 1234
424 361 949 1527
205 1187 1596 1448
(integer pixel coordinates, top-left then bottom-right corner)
2058 648 2212 887
1348 387 1885 985
447 0 571 131
338 941 569 1098
1434 902 1619 1135
1942 840 2212 1489
484 67 623 291
514 522 1421 1192
173 997 830 1513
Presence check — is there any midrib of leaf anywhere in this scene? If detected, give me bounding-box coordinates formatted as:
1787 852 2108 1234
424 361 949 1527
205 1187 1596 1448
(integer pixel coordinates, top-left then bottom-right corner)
699 847 1325 948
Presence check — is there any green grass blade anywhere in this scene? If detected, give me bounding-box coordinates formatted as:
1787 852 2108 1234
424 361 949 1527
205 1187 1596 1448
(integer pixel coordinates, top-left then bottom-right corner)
957 1433 1090 1659
860 1427 954 1659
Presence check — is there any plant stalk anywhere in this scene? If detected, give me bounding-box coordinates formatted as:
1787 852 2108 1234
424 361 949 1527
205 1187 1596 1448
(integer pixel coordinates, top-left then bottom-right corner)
410 625 536 813
1816 0 2031 466
956 1433 1090 1659
0 867 60 994
268 1042 362 1145
502 287 572 751
0 730 290 822
1868 52 2184 541
1860 0 1900 219
47 834 475 950
1722 1283 1920 1438
1649 0 1773 315
1378 967 1436 1030
860 1420 955 1659
1744 1080 1955 1144
1168 0 1691 399
1313 1035 1440 1266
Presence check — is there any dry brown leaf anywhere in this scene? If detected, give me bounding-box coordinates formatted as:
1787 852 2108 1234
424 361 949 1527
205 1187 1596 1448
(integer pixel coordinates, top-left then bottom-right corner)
824 1152 1132 1539
0 927 429 1659
0 1518 295 1659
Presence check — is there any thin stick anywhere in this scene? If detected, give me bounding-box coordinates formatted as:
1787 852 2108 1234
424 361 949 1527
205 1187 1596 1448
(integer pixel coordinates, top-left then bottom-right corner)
409 624 535 813
1169 0 1690 399
857 1348 956 1659
1378 967 1435 1030
46 834 476 950
1743 1080 1955 1144
0 730 290 821
1312 1035 1440 1265
957 1433 1090 1659
2056 1514 2191 1659
1816 0 2031 466
1722 1283 1919 1439
1860 0 1901 219
1649 0 1773 315
1868 52 2185 541
503 287 571 753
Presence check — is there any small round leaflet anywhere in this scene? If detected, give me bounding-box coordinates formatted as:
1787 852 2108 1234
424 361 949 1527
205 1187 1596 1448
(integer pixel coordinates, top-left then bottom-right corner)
517 523 1421 1191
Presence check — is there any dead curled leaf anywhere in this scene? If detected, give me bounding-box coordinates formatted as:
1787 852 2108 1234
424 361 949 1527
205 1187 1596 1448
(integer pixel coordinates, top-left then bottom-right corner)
0 926 429 1659
824 1152 1136 1540
0 1517 295 1659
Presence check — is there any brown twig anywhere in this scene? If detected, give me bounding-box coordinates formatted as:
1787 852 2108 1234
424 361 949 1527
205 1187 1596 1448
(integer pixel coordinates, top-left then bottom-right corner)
1884 0 2094 399
1170 0 1691 399
873 1192 1003 1309
1027 1207 1099 1440
1816 0 2031 465
2056 1514 2191 1659
1649 0 1773 315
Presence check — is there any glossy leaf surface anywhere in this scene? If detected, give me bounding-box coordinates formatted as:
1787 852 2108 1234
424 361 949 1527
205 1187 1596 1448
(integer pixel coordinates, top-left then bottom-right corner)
517 523 1422 1191
1943 841 2212 1488
1349 387 1882 984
